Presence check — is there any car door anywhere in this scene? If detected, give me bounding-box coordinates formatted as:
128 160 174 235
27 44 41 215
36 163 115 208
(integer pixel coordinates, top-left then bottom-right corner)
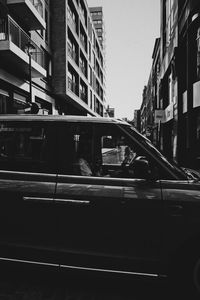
0 120 59 266
55 121 164 275
55 176 163 274
160 179 200 261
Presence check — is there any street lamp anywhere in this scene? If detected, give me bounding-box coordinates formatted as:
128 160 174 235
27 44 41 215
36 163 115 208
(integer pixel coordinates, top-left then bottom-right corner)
25 41 35 103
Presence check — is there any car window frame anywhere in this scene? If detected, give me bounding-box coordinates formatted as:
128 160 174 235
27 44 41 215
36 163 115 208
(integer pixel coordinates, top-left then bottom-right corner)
0 120 59 174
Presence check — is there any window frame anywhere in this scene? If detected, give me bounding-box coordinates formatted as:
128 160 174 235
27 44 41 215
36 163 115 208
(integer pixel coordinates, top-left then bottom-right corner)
0 120 58 174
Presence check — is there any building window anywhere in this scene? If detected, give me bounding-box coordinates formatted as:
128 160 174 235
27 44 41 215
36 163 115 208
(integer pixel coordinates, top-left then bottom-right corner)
80 25 87 52
163 0 175 56
80 81 87 103
45 8 49 44
89 66 92 85
92 51 95 69
68 69 78 95
79 52 87 77
31 0 44 18
90 90 92 109
88 41 91 61
67 5 78 34
79 0 87 28
68 39 77 63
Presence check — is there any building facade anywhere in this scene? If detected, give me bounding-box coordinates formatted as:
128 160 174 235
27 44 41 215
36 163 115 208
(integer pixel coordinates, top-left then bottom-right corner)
176 0 200 168
0 0 106 116
51 0 106 116
89 6 105 51
159 0 200 167
140 0 200 168
133 109 141 132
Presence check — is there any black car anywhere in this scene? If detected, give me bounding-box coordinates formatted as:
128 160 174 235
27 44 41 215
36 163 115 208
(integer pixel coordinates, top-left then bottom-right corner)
0 115 199 297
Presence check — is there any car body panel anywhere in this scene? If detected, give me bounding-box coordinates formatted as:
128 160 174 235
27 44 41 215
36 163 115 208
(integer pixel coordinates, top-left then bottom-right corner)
0 170 58 263
55 175 163 274
161 180 200 262
0 115 199 280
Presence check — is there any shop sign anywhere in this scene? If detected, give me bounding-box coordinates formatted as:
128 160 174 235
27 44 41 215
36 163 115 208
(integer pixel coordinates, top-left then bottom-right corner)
164 103 174 122
183 90 188 113
154 110 165 123
193 81 200 108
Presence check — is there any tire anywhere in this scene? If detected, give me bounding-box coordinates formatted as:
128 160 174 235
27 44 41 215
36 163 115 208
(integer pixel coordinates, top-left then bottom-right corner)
192 255 200 297
169 248 200 299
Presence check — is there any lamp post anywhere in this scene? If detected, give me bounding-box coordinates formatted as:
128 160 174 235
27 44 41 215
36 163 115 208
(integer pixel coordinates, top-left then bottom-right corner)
25 41 35 103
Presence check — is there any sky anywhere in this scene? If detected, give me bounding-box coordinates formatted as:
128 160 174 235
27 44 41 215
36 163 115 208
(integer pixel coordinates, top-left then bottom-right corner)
87 0 160 120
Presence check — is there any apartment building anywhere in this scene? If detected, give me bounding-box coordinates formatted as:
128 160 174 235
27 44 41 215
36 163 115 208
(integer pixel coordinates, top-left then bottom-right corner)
0 0 106 116
0 0 55 114
89 6 105 51
51 0 106 116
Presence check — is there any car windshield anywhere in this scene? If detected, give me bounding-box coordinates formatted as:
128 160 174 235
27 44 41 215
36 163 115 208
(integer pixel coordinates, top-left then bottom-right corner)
120 124 188 180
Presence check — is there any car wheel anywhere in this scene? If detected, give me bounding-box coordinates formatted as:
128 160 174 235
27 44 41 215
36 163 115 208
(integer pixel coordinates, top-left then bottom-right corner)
170 248 200 299
193 256 200 295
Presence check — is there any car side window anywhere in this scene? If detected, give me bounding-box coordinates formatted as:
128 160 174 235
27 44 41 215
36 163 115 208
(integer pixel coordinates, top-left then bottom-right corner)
57 123 94 176
0 121 57 173
97 125 154 179
58 121 184 180
58 122 159 180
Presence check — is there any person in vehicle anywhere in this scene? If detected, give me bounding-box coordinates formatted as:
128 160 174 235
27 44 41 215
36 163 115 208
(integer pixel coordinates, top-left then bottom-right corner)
75 137 93 176
78 157 93 176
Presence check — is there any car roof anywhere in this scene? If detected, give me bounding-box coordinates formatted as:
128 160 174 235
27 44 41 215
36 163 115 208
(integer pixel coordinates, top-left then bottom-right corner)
0 114 131 126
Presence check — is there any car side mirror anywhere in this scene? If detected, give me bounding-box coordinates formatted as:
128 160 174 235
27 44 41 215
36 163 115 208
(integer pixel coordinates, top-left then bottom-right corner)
132 156 151 180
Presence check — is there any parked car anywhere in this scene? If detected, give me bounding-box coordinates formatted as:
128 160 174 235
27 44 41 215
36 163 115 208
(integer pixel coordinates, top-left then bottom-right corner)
0 114 200 297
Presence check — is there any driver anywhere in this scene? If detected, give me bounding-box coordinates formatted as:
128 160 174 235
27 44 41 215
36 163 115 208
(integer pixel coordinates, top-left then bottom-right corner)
121 145 136 167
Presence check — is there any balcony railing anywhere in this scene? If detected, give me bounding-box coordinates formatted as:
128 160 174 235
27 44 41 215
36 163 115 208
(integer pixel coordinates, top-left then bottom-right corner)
30 0 44 18
0 16 45 68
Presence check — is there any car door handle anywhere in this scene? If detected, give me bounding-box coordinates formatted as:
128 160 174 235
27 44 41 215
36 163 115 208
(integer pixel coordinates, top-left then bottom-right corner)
23 197 90 206
168 205 183 217
54 199 91 205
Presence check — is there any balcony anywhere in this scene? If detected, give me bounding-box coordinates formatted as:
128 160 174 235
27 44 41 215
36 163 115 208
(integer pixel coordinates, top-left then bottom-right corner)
7 0 46 30
0 16 46 78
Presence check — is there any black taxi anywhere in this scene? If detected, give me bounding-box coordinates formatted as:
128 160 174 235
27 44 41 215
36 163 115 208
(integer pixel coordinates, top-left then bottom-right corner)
0 115 199 297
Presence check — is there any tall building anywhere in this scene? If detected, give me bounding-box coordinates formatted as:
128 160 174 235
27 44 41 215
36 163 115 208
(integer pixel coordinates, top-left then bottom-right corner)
89 6 105 51
51 0 106 116
0 0 106 116
133 109 141 132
